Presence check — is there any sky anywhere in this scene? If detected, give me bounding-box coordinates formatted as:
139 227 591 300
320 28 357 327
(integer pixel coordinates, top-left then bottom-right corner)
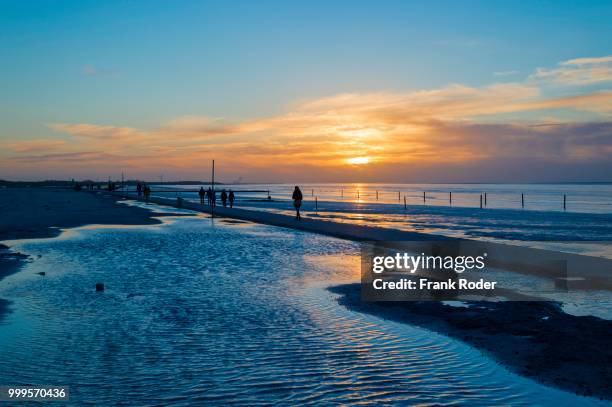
1 0 611 182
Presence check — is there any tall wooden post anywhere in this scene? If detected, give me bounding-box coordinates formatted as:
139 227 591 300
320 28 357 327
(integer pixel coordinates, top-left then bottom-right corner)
563 194 566 211
423 191 426 203
211 160 215 218
449 192 452 205
480 194 483 209
398 191 400 201
484 192 487 206
521 193 524 208
404 196 407 209
376 190 379 200
315 196 318 211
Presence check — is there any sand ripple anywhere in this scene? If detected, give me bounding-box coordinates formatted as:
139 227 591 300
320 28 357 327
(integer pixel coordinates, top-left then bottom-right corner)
0 218 603 405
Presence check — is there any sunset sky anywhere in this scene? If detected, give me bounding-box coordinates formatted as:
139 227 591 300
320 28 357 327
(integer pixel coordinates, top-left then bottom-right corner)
1 0 611 182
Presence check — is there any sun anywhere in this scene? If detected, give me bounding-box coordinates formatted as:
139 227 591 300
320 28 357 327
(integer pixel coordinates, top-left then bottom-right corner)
346 156 370 165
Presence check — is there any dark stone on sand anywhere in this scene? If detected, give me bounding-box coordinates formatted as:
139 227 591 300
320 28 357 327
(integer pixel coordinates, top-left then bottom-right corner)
329 283 612 400
0 298 12 321
95 282 105 292
37 271 45 276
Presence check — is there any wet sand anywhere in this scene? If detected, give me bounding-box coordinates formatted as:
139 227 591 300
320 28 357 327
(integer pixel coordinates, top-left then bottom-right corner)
0 187 189 319
0 188 172 242
330 284 612 401
1 187 610 400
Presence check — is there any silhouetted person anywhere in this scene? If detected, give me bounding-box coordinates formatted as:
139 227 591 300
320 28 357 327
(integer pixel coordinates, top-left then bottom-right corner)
143 184 150 202
137 182 142 197
229 190 235 208
292 186 303 220
206 187 213 206
198 187 205 204
221 190 228 207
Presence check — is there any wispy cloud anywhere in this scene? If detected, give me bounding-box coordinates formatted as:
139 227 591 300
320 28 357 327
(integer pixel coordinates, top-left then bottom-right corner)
3 56 612 181
532 56 612 85
493 70 519 77
435 39 483 48
82 64 118 77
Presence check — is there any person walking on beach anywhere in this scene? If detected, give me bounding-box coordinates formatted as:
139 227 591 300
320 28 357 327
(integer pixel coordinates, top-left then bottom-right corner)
221 190 228 207
292 186 303 220
198 187 205 204
229 190 235 208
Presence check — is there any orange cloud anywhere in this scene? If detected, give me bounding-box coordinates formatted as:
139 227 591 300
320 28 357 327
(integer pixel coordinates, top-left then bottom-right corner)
2 56 612 181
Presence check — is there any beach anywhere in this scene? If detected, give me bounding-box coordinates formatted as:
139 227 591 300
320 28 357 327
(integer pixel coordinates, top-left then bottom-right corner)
0 187 177 242
0 187 610 403
0 187 191 314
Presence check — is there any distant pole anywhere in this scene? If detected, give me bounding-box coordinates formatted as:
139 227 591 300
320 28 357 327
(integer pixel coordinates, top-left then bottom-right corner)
484 192 487 206
312 188 314 196
398 191 400 201
211 160 215 218
404 196 407 210
357 190 360 199
423 191 426 203
449 192 452 205
315 196 318 211
341 187 343 198
376 190 379 200
480 194 483 209
521 193 524 208
563 194 566 211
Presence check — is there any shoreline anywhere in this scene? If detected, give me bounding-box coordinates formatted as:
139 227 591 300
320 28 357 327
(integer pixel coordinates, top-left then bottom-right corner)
1 188 610 400
0 188 191 320
329 283 611 401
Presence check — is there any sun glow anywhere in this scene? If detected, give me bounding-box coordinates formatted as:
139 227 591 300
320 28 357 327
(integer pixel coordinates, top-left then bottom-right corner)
346 156 370 165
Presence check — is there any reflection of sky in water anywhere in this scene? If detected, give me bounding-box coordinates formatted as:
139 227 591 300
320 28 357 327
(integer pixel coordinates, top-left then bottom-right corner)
146 184 612 259
481 267 612 319
157 183 612 214
0 217 607 405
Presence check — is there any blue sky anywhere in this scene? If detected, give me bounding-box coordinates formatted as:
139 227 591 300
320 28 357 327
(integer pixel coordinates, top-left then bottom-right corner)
1 0 611 181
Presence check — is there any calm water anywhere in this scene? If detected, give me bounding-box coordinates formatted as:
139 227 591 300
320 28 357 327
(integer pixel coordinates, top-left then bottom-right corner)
148 183 612 257
155 183 612 214
0 212 605 405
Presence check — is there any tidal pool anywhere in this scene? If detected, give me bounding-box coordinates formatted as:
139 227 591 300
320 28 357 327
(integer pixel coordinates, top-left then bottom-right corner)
0 213 604 405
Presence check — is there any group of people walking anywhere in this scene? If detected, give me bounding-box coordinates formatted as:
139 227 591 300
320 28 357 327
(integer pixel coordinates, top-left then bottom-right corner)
134 182 304 221
136 182 151 202
198 187 235 208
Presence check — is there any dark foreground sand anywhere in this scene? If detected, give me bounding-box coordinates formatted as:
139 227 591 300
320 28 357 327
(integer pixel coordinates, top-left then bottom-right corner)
330 284 612 400
0 187 168 242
